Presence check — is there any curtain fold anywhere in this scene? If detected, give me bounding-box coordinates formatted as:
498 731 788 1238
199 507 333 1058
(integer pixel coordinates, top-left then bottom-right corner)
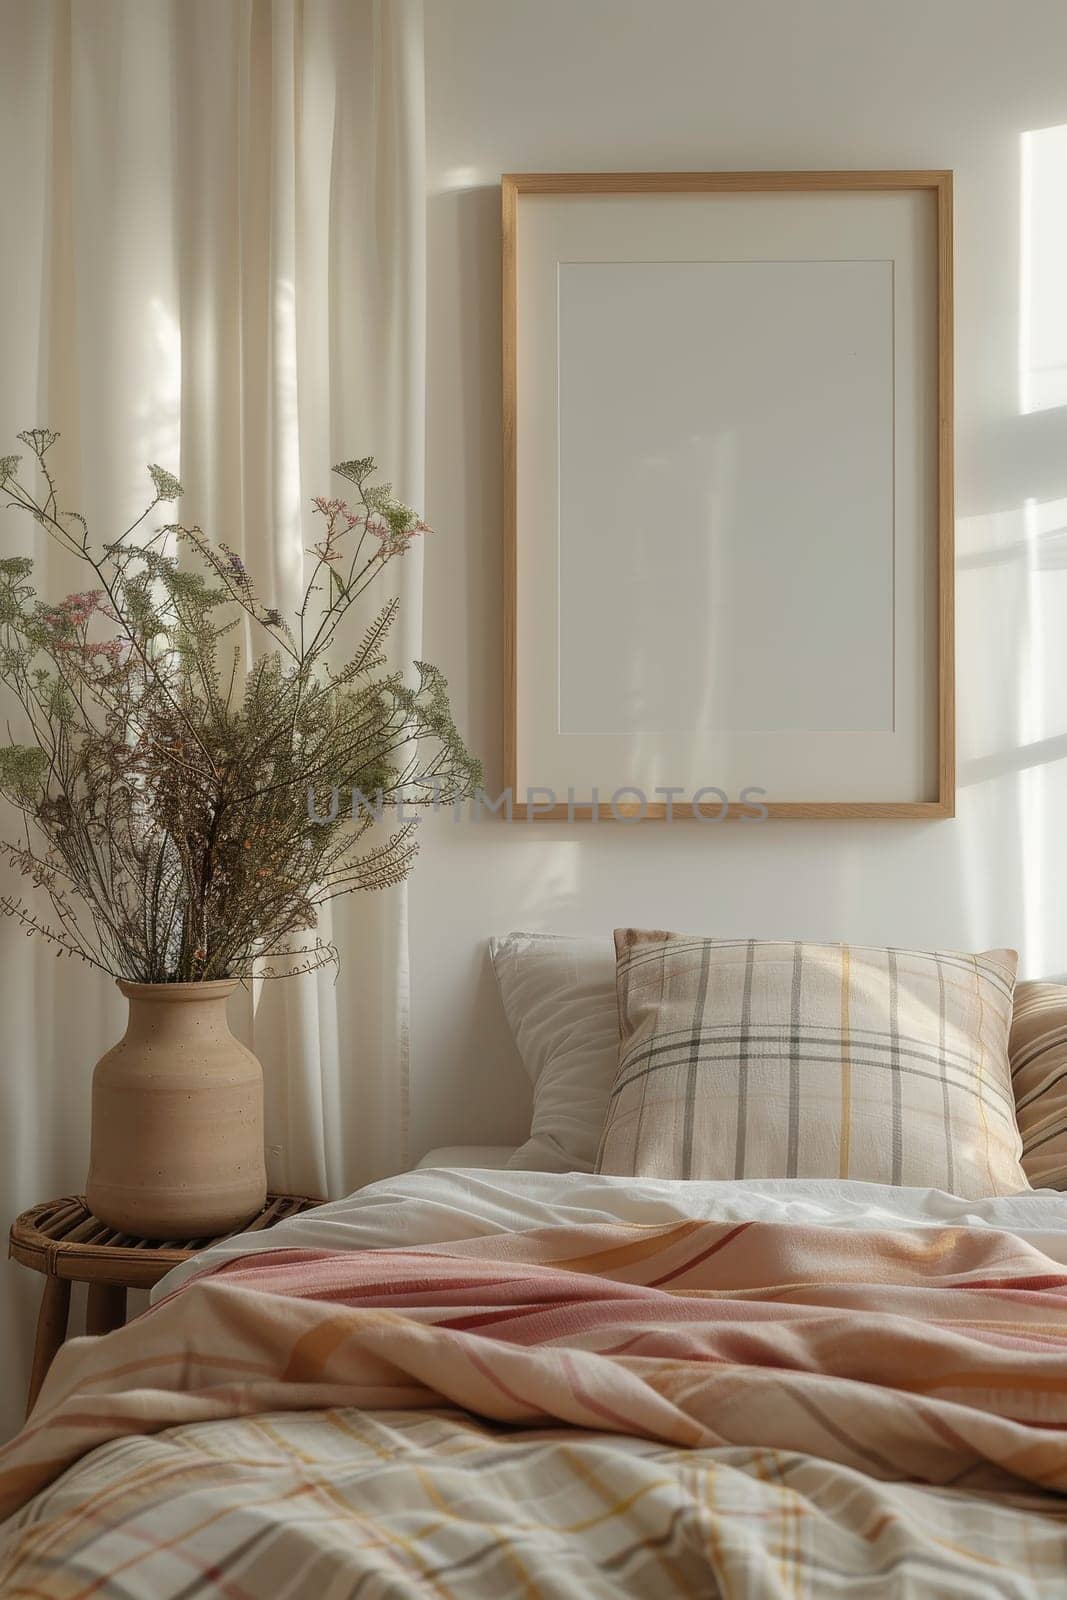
0 0 424 1441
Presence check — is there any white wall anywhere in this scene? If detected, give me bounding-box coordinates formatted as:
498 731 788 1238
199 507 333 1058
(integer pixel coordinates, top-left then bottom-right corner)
410 0 1067 1155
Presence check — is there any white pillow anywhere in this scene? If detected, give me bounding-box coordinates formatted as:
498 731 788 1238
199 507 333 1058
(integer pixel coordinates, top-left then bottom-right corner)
489 932 619 1172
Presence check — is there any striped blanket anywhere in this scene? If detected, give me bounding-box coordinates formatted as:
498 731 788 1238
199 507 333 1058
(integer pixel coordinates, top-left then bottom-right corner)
2 1217 1067 1595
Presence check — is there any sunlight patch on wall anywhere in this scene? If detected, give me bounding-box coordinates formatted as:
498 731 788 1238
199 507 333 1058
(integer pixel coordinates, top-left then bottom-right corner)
440 166 483 189
1020 125 1067 414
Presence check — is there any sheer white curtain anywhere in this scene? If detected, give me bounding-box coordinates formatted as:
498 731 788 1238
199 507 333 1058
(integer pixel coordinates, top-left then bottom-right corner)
0 0 424 1440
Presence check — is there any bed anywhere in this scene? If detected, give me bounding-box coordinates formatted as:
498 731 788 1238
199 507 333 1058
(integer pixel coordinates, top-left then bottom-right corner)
2 1163 1066 1596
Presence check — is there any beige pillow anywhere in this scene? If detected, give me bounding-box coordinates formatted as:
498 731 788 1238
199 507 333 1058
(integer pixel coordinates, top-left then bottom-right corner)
597 931 1028 1199
489 933 619 1172
1009 981 1067 1190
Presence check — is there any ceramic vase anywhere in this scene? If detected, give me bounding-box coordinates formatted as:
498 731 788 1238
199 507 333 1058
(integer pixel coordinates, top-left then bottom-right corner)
86 979 267 1239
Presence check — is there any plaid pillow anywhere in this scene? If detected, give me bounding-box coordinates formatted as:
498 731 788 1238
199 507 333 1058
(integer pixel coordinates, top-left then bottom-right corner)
1010 981 1067 1190
597 932 1027 1198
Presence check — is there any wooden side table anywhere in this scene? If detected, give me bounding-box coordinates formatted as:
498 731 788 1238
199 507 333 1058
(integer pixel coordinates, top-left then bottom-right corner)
10 1192 321 1416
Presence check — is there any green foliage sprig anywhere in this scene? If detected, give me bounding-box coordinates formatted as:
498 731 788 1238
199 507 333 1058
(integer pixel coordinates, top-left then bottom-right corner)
0 430 480 982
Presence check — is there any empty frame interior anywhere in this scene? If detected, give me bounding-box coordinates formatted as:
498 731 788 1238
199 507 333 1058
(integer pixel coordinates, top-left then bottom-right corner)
504 174 953 819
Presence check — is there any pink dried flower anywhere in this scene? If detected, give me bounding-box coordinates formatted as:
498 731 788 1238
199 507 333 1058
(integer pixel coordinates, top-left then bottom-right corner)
62 590 104 624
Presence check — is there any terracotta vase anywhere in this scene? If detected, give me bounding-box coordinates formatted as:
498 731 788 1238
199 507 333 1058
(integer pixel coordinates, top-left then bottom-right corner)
86 979 267 1240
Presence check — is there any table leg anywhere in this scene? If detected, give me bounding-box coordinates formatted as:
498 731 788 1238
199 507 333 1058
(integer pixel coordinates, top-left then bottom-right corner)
27 1276 71 1417
86 1282 127 1337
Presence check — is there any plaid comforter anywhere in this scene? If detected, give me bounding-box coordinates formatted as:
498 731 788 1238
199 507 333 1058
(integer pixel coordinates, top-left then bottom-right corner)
2 1217 1066 1595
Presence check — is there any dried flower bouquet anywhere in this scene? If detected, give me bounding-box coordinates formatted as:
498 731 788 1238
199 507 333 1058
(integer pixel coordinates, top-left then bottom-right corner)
0 429 480 984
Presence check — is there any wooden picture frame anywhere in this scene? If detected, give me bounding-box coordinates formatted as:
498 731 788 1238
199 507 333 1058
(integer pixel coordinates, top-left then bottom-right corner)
503 171 954 821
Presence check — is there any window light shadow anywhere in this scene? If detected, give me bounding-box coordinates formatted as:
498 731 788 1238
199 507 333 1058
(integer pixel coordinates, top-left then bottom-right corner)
958 730 1067 787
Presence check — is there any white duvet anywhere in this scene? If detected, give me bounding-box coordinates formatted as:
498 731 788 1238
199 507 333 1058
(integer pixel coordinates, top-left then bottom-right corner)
155 1166 1067 1299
